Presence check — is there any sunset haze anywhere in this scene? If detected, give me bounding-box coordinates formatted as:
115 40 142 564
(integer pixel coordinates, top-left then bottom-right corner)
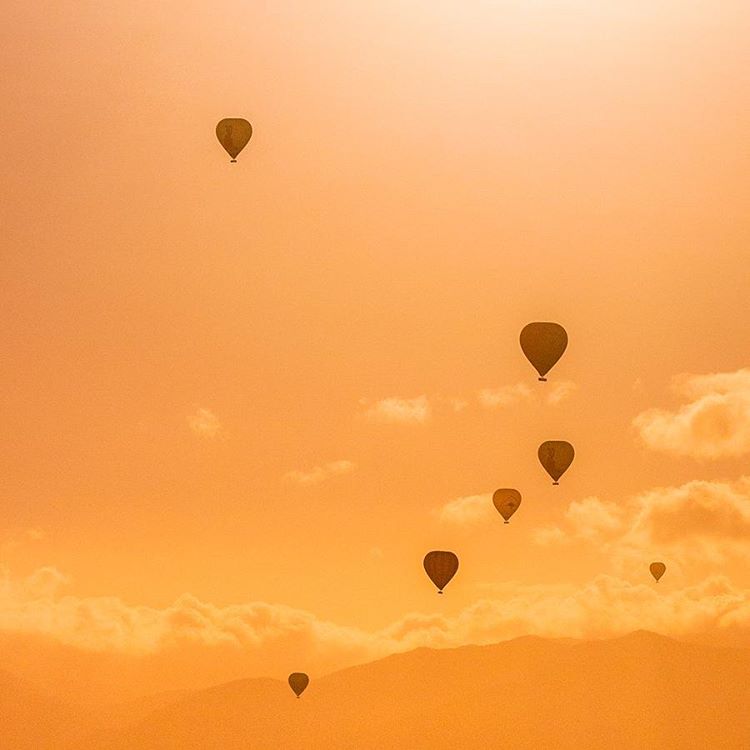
2 1 750 745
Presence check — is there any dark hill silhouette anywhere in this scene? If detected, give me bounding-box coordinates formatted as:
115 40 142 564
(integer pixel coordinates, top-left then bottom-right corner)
0 668 92 749
82 631 750 750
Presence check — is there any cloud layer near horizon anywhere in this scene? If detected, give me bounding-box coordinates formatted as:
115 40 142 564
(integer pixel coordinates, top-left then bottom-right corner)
4 475 750 687
2 564 750 677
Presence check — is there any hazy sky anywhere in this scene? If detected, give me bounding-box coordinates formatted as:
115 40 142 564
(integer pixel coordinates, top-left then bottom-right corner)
2 0 750 691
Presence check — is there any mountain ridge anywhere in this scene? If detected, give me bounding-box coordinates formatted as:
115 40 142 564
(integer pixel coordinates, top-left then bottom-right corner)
81 630 750 750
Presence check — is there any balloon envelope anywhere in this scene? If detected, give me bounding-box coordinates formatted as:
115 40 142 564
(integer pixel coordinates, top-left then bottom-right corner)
288 672 309 697
538 441 574 484
216 118 253 161
423 551 459 593
650 562 666 582
493 489 522 523
520 322 568 381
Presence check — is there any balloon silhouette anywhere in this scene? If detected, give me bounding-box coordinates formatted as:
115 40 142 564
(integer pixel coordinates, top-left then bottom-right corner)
520 322 568 381
538 441 574 485
423 551 459 594
650 562 666 583
288 672 309 698
216 118 253 162
493 489 522 524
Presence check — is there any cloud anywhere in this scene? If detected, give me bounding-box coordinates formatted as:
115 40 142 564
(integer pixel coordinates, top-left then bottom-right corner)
359 383 576 422
565 496 624 540
534 478 750 570
187 408 221 438
363 396 431 424
437 494 492 526
546 379 578 405
448 398 469 413
0 567 373 659
478 381 576 409
617 478 750 567
532 526 570 546
381 575 750 648
477 383 532 408
3 567 750 674
634 369 750 458
284 460 356 485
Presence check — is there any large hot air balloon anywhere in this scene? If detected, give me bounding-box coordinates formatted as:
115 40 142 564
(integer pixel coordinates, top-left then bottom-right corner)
216 118 253 162
288 672 309 698
650 562 666 583
493 489 522 524
423 551 459 594
520 322 568 381
538 441 574 485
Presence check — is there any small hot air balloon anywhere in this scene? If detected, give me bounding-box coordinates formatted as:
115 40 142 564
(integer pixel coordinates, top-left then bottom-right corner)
538 441 574 485
216 118 253 162
520 322 568 381
423 551 459 594
493 489 522 524
288 672 309 698
650 562 666 583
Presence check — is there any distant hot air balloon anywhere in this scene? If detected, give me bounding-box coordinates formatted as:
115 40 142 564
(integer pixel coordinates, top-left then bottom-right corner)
650 562 666 583
520 322 568 381
493 489 522 524
288 672 309 698
216 118 253 162
538 441 574 485
423 551 459 594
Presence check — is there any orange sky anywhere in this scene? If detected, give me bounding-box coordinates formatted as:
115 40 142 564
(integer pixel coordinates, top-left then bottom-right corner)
2 0 750 692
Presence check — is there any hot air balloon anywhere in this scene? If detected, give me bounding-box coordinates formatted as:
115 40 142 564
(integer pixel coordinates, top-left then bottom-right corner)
493 489 522 524
288 672 309 698
538 441 574 485
520 322 568 381
423 551 459 594
650 562 666 583
216 118 253 162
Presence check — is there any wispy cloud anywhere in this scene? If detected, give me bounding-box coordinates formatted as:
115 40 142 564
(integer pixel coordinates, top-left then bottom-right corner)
360 383 575 423
478 381 576 409
634 369 750 458
477 384 532 408
187 408 221 438
363 396 431 424
546 379 578 405
284 460 356 486
437 494 492 526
